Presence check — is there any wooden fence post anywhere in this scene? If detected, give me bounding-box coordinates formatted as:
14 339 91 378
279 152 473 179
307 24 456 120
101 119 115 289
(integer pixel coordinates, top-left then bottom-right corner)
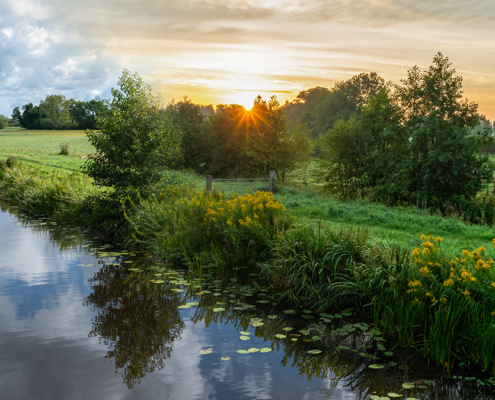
269 171 275 193
206 175 212 192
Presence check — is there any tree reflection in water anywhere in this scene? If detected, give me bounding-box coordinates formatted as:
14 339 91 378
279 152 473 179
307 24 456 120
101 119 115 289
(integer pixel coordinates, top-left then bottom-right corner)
85 264 185 389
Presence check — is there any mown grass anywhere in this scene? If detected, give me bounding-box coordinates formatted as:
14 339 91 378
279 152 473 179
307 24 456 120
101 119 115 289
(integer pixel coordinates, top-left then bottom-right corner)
0 129 91 174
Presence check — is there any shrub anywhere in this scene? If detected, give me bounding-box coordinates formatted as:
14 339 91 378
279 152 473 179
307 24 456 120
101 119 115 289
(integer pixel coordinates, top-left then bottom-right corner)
126 189 291 272
59 143 70 155
6 156 18 168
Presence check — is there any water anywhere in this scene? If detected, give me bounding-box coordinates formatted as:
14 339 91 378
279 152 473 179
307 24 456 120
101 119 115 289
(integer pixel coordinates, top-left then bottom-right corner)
0 203 492 400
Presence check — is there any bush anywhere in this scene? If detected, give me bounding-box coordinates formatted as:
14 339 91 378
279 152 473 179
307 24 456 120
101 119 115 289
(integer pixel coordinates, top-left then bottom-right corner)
126 189 291 273
6 156 18 168
59 143 70 155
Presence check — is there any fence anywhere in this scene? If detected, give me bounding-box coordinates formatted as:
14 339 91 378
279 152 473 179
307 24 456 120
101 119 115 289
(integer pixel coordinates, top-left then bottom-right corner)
206 171 275 194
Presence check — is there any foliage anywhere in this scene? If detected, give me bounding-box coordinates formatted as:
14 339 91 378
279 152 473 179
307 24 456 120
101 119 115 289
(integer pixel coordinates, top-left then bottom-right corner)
165 96 211 169
83 69 182 193
0 114 8 129
126 189 291 271
69 97 108 130
317 54 494 209
316 116 366 199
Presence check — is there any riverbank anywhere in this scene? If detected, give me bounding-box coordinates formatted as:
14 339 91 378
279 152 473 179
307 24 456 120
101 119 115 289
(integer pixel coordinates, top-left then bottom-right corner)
2 161 495 379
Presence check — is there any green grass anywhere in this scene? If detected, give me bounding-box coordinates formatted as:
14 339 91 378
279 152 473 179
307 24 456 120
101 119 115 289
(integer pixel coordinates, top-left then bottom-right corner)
0 129 92 174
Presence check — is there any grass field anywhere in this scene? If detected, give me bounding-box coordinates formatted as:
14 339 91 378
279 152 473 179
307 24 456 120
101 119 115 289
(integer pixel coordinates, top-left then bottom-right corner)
0 129 91 174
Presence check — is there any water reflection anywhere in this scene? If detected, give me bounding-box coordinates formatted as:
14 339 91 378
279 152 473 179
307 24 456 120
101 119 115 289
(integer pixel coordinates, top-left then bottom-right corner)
85 264 185 388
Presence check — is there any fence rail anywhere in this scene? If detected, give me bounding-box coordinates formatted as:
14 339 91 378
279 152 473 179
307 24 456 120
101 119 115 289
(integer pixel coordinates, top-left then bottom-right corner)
206 171 275 194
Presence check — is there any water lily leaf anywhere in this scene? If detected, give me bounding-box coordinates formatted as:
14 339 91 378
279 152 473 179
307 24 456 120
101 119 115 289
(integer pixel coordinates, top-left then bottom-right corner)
250 318 263 322
248 348 259 353
398 365 409 370
240 336 250 340
369 364 385 369
213 308 225 312
275 334 286 339
252 322 263 327
221 357 231 360
334 314 342 318
291 338 298 341
341 311 352 316
301 315 315 319
370 396 380 400
267 315 278 319
284 309 297 314
384 351 393 356
387 393 402 398
256 300 269 304
229 278 237 282
338 345 350 350
377 344 386 351
417 385 427 389
322 318 333 323
240 331 251 335
402 383 415 389
282 327 293 331
307 349 322 354
423 380 435 386
302 310 313 314
260 347 272 353
237 350 249 354
198 348 213 355
154 280 165 284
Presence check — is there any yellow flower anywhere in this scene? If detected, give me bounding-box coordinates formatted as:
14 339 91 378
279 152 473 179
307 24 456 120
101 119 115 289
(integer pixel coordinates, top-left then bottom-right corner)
419 267 430 275
443 279 454 287
463 289 470 296
421 234 426 241
442 297 448 304
425 292 432 297
478 247 486 253
470 277 476 283
491 282 495 288
462 249 469 256
226 221 232 226
412 248 420 256
436 237 442 243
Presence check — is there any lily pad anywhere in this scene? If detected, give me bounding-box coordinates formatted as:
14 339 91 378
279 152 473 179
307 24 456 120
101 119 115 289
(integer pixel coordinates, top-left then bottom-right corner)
398 365 410 370
301 315 315 319
369 364 385 369
377 343 386 351
213 308 225 312
267 315 278 319
154 280 165 284
302 310 313 314
237 350 249 354
284 309 297 314
423 380 435 386
334 314 342 318
221 357 231 361
256 300 270 304
198 348 213 355
307 349 322 354
388 362 397 367
260 347 272 353
387 393 402 398
402 383 415 389
384 351 393 356
282 327 293 331
248 348 259 353
240 336 250 340
240 331 251 335
338 345 350 350
291 338 298 341
275 334 286 339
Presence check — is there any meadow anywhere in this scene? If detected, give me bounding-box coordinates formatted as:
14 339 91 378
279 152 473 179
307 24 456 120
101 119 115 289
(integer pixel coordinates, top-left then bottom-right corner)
0 129 91 174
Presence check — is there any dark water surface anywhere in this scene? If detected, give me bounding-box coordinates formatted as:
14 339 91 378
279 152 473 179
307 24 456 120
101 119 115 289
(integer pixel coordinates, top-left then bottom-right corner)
0 203 493 400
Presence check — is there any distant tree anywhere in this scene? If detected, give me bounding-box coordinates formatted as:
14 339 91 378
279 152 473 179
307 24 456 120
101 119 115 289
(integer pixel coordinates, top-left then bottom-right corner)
39 94 73 129
0 114 8 129
83 69 182 193
12 103 48 129
70 98 108 130
165 96 206 169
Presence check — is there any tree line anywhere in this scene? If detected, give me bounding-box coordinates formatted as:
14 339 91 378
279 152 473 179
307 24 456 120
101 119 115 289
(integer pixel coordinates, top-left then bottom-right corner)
11 95 108 130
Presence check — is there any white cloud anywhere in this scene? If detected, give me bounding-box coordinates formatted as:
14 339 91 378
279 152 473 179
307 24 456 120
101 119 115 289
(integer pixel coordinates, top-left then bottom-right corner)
2 28 13 38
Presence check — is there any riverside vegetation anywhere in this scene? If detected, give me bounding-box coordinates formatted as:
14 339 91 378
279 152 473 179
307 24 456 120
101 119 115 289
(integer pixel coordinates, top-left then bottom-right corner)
2 57 495 384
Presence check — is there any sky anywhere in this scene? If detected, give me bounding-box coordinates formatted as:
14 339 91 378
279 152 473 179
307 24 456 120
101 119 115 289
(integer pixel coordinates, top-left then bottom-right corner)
1 0 495 120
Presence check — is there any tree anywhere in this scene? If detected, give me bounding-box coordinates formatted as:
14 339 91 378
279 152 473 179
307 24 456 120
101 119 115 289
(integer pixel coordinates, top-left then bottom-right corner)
0 114 8 129
83 69 182 193
391 52 493 208
39 94 73 129
165 96 206 169
70 98 108 129
12 103 48 129
317 116 366 199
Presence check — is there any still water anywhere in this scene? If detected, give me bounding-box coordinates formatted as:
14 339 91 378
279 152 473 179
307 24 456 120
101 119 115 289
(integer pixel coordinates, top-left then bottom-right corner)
0 203 492 400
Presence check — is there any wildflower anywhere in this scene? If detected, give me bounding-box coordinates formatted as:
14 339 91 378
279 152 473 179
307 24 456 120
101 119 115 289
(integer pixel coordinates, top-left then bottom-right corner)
470 277 477 282
419 267 430 275
443 279 454 287
462 249 469 256
442 297 448 304
431 297 436 303
463 289 470 296
421 234 426 241
226 221 232 226
491 282 495 288
425 292 432 297
436 237 442 243
478 247 486 253
412 248 420 256
428 235 433 241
